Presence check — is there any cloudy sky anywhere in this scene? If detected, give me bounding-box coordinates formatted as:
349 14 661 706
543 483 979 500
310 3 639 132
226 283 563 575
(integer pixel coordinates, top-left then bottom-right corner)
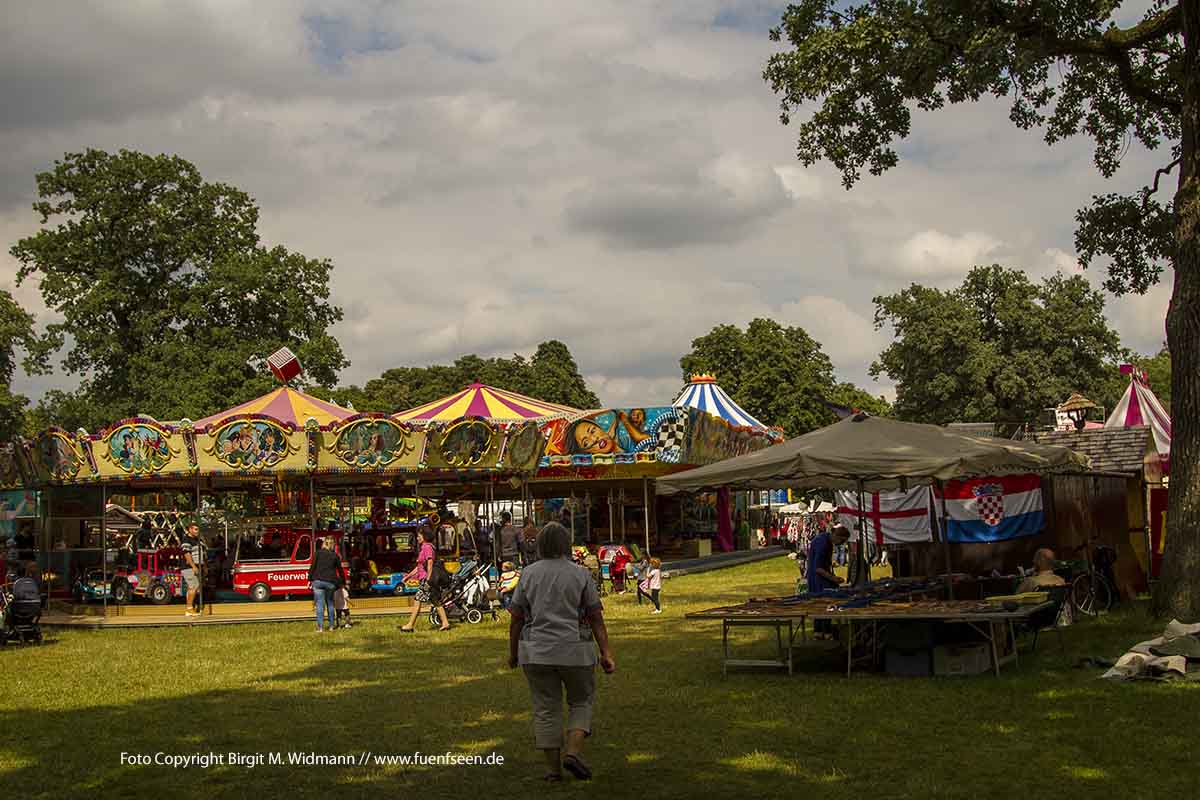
0 1 1173 411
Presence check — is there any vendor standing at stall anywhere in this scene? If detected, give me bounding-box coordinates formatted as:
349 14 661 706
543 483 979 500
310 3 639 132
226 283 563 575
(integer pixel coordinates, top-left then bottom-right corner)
807 524 849 593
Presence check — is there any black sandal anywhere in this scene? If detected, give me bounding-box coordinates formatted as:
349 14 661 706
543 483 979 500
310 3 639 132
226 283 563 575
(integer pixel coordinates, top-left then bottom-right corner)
562 754 592 780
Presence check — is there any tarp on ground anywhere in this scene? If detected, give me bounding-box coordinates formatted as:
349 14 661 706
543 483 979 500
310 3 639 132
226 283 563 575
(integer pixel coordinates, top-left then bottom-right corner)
656 413 1089 495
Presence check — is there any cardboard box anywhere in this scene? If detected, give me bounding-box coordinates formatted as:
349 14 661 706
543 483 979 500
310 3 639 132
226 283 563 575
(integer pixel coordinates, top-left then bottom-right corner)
933 643 991 676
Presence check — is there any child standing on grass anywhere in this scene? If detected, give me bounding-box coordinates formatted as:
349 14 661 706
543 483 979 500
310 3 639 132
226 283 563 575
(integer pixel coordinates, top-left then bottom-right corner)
637 557 662 614
334 582 352 628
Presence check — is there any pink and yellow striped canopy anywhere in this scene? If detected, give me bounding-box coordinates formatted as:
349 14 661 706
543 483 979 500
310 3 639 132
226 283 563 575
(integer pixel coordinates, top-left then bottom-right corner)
195 387 356 430
394 383 579 423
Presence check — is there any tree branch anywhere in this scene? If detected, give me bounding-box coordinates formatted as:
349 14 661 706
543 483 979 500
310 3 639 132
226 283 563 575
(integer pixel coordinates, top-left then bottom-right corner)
1144 156 1183 210
985 2 1183 114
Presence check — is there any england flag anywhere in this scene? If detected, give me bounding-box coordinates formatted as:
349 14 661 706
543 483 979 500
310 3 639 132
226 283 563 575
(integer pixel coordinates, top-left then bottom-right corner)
835 486 934 545
935 474 1045 543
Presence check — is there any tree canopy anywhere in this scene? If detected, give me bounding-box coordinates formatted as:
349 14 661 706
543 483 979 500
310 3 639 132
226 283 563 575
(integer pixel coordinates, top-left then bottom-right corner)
0 290 44 441
10 149 348 431
679 318 886 436
872 265 1122 425
764 0 1198 618
332 340 600 414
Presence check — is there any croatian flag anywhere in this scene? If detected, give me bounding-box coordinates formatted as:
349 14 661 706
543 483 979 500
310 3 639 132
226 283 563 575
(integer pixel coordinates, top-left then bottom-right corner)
835 486 934 545
935 474 1045 543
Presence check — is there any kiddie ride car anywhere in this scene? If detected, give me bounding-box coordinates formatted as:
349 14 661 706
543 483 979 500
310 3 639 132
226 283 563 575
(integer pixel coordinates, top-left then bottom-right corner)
72 548 187 605
232 529 348 602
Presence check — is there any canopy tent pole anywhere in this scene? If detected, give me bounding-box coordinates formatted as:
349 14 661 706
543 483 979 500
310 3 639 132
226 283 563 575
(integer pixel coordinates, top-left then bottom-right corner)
100 483 107 615
643 477 651 557
309 475 317 538
196 473 205 614
569 493 576 542
935 479 954 600
855 480 868 586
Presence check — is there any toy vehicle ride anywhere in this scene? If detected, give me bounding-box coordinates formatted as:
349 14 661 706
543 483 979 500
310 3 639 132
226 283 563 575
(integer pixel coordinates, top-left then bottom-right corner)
370 571 420 596
232 529 348 602
73 548 187 605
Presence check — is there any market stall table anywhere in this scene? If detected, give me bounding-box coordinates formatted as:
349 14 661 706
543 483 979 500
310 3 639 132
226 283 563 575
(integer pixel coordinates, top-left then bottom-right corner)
688 598 1052 677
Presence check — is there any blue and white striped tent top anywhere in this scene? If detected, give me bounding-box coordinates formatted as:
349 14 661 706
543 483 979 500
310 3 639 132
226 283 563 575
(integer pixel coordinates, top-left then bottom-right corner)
673 375 768 430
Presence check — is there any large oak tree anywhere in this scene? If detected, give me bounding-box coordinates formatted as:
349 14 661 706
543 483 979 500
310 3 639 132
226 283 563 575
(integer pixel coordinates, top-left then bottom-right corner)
764 0 1198 617
11 149 348 430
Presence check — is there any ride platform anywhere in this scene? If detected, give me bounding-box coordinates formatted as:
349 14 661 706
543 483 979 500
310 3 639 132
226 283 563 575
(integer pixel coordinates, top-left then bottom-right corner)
40 594 415 629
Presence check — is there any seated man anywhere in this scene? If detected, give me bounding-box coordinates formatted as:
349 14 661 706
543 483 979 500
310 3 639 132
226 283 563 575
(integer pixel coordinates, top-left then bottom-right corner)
1017 548 1067 593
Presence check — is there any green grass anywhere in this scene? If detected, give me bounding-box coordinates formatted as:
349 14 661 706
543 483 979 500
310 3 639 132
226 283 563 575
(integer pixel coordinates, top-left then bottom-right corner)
2 558 1196 799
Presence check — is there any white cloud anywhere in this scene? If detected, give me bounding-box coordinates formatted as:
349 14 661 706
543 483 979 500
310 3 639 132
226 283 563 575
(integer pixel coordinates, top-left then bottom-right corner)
893 230 1003 278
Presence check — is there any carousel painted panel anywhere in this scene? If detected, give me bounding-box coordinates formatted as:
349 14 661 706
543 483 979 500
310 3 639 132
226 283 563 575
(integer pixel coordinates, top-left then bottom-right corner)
95 420 187 479
500 420 546 471
198 417 307 475
318 416 423 473
423 418 504 470
0 447 26 489
681 408 772 466
539 407 685 466
29 429 93 483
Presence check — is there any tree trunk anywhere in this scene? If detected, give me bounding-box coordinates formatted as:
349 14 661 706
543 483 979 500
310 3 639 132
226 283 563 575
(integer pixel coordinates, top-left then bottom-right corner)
1154 0 1200 620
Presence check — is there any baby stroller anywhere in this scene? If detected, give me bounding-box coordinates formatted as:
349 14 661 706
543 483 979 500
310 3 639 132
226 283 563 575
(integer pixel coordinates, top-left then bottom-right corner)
1 588 43 645
429 560 496 626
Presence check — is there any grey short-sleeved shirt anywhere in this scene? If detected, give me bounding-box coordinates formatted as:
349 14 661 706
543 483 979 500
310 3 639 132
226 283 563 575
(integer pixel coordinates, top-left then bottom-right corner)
510 557 602 667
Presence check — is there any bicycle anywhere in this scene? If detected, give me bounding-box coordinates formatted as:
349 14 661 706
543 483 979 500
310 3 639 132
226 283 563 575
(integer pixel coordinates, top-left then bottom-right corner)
1062 541 1117 617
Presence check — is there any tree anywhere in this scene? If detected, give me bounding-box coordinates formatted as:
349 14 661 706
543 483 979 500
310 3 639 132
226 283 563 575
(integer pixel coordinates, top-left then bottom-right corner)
527 340 601 409
764 1 1199 618
334 340 600 414
828 381 893 417
873 266 1122 425
10 149 348 430
680 318 875 436
0 290 45 440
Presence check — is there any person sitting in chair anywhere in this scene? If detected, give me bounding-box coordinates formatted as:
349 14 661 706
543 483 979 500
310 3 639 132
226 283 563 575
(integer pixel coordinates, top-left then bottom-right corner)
1017 548 1067 593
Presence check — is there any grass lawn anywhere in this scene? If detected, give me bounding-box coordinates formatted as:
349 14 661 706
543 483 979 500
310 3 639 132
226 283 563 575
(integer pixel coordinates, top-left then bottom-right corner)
2 557 1196 799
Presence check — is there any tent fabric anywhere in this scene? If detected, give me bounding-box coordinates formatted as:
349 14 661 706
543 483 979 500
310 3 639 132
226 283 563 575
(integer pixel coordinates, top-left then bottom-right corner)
394 383 580 423
194 387 355 430
1105 375 1171 471
674 376 768 430
656 414 1089 495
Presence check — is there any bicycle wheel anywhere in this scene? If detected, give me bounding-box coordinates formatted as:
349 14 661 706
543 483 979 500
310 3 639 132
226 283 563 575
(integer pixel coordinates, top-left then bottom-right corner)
1071 573 1099 616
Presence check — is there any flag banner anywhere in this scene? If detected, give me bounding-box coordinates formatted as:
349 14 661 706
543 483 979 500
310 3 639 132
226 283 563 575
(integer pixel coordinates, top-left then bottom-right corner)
835 486 933 545
935 474 1044 543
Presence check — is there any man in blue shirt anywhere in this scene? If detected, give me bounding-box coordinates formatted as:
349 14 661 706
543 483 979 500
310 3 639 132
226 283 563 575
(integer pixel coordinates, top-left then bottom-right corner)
807 524 851 594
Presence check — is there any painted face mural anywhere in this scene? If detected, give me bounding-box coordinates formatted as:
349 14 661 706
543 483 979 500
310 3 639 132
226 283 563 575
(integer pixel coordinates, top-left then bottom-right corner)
543 408 683 460
208 421 292 469
105 424 174 473
332 420 411 468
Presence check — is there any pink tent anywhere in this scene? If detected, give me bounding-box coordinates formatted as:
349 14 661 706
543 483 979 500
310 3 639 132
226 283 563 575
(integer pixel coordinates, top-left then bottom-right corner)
1104 365 1172 473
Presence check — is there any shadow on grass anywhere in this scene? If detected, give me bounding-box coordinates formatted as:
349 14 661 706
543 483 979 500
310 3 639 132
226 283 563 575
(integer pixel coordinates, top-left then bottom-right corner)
0 559 1196 799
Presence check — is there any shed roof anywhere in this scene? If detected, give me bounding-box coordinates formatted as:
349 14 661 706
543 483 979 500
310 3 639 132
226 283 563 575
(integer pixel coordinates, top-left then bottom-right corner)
1029 427 1153 476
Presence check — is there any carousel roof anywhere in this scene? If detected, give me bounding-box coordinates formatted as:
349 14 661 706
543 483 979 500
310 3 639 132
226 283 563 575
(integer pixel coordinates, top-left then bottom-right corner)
393 383 580 423
673 374 769 430
193 387 356 430
1105 366 1171 464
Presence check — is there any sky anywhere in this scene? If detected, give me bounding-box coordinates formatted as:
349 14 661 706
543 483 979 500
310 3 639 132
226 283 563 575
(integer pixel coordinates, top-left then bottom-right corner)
0 1 1175 412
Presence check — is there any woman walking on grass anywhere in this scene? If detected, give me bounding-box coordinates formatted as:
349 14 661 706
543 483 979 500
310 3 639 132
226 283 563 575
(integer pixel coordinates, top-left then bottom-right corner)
308 538 345 633
508 522 615 782
399 526 450 632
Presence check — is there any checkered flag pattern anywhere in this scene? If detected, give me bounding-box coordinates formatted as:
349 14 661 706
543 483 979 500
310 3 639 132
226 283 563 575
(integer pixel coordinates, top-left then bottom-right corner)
655 411 686 463
976 494 1004 526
